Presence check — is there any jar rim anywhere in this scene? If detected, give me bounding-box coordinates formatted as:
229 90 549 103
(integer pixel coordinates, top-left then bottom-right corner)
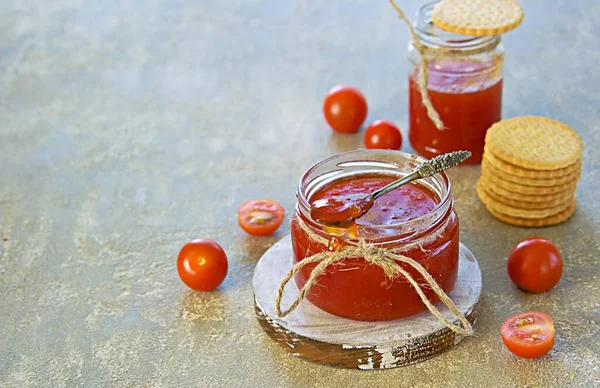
415 1 500 51
296 150 453 242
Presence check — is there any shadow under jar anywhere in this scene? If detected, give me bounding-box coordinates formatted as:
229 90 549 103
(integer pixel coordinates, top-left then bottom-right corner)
408 0 504 164
290 150 459 321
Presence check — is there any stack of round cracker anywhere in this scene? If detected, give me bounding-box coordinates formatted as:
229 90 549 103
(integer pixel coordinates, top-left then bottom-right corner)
477 116 583 227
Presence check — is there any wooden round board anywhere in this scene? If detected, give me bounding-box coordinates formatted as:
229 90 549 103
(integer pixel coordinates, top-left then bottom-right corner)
253 236 482 369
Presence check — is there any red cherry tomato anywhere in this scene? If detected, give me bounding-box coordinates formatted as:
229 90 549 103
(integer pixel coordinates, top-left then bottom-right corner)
507 237 563 293
238 199 285 236
501 311 555 359
323 85 368 133
177 239 228 291
364 120 403 150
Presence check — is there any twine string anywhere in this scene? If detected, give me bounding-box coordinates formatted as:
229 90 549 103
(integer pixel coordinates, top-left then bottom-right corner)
389 0 444 130
274 218 474 336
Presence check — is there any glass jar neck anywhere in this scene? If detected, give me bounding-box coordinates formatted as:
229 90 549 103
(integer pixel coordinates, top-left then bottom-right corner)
295 150 454 245
415 1 500 52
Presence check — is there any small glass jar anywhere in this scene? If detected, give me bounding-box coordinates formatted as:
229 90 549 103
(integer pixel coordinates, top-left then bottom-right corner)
290 150 459 321
408 0 505 164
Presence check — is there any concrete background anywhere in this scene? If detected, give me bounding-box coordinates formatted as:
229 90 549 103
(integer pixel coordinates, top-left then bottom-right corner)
1 0 599 386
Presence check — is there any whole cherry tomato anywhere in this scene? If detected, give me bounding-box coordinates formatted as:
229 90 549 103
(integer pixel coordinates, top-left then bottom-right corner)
507 237 563 293
501 311 555 359
238 199 285 236
323 85 368 133
177 239 228 291
364 120 402 150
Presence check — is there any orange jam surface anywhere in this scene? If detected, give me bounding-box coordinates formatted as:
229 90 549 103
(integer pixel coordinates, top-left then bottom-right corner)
409 61 503 164
291 175 459 321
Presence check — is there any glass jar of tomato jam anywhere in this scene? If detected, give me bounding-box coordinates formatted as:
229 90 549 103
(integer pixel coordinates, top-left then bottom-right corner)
290 150 459 321
408 1 504 164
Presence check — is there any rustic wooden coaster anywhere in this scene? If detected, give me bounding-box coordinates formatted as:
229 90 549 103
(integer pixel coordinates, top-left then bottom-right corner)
253 236 482 370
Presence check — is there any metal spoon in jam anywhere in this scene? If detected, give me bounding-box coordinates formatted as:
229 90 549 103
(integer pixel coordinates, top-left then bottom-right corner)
310 151 471 227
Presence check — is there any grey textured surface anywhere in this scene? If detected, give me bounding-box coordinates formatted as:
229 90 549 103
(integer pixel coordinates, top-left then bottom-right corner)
1 0 599 387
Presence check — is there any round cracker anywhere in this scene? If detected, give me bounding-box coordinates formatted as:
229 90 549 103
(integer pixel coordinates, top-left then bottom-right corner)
479 172 578 195
485 117 583 170
479 178 576 204
432 0 524 37
482 158 580 187
484 149 581 179
476 180 573 210
486 200 577 228
477 181 573 219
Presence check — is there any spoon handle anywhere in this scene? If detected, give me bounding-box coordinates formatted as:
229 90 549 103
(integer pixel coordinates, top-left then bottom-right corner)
371 150 471 201
371 170 421 200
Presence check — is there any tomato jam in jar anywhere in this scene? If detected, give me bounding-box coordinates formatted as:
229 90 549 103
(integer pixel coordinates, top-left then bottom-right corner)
291 150 459 321
408 1 504 164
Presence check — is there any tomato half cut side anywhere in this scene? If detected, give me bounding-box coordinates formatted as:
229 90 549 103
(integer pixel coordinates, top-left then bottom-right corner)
238 199 285 236
500 311 555 359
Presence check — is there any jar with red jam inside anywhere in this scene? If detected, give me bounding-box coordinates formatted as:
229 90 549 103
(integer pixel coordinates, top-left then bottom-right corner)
408 1 504 164
290 150 459 321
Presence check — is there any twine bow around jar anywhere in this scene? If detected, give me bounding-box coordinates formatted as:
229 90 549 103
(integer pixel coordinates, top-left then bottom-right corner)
275 217 474 336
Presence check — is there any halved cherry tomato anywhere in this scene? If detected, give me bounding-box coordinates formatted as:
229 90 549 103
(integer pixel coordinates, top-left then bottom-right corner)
364 120 402 150
501 311 555 359
507 237 563 293
177 238 228 291
238 199 285 236
323 85 368 133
